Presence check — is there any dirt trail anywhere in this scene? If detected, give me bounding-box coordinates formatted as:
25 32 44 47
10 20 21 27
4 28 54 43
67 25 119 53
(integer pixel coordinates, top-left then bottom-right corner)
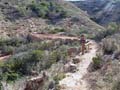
0 55 11 61
59 40 98 90
30 33 80 40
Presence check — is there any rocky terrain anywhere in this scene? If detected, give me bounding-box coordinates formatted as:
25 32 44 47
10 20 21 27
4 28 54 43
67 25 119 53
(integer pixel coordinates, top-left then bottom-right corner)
0 0 120 90
0 0 105 90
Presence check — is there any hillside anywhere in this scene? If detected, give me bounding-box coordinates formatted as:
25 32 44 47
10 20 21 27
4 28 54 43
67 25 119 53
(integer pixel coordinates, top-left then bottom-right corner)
0 0 106 90
71 0 120 25
0 0 105 39
86 33 120 90
0 0 120 90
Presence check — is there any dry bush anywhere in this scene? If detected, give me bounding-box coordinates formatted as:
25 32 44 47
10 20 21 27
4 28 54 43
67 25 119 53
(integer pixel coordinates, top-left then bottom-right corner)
88 60 120 90
102 34 120 55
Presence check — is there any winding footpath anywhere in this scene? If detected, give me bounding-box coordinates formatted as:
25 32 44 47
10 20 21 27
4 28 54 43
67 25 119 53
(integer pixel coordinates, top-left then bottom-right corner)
59 40 98 90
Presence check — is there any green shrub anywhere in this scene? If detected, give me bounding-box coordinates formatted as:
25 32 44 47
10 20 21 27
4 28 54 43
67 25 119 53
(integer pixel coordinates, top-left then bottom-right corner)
28 1 67 19
12 50 44 74
0 50 44 79
45 51 59 69
102 38 118 54
107 22 119 32
0 37 26 47
49 28 65 34
29 50 44 62
0 82 2 90
29 1 49 18
1 46 14 55
112 81 120 90
40 42 53 50
8 38 26 47
17 6 28 16
60 10 68 18
94 23 120 41
5 72 19 82
0 45 68 82
53 73 65 84
0 39 5 46
92 56 102 70
0 62 20 82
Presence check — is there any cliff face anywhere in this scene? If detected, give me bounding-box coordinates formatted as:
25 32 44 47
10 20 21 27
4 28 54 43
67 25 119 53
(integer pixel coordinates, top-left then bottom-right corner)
72 0 120 25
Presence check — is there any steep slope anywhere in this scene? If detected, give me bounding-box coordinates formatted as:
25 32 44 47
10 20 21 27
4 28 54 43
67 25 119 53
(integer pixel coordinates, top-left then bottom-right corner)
0 0 105 39
0 0 106 90
86 33 120 90
55 0 105 36
71 0 120 25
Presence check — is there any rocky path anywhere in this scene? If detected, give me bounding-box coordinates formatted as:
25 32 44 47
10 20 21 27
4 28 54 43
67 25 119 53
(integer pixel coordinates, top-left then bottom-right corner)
59 40 98 90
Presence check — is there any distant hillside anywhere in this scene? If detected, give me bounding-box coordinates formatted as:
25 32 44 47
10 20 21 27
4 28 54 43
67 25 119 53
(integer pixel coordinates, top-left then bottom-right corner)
71 0 120 25
0 0 104 39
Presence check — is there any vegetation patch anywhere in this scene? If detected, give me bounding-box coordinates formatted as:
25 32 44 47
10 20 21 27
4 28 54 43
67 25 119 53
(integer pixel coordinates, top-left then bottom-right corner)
54 73 66 85
92 55 102 70
112 81 120 90
49 28 65 34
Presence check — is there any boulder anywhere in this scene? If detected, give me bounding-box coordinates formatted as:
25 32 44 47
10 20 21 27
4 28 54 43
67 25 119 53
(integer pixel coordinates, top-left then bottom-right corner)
24 72 47 90
72 57 81 64
48 81 55 89
67 47 78 57
24 76 44 90
64 63 77 73
69 64 77 73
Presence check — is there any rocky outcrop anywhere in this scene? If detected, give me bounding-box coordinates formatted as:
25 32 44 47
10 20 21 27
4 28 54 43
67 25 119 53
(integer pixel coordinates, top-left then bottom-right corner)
24 72 47 90
64 62 77 73
72 57 81 64
24 77 44 90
